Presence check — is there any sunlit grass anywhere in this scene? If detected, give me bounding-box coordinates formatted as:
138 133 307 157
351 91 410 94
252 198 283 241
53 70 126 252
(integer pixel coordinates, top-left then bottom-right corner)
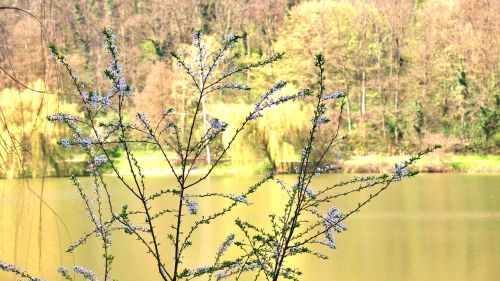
445 154 500 170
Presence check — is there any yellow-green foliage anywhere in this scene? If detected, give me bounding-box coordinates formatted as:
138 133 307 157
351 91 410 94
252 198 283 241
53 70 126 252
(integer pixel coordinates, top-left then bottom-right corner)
212 86 313 171
0 80 77 178
256 97 313 171
212 103 255 166
273 1 359 84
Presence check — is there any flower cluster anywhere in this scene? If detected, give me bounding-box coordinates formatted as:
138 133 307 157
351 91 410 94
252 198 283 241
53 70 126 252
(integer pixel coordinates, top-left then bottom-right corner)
231 194 250 204
208 118 228 138
238 262 271 274
314 115 330 125
205 34 239 80
246 111 263 121
74 265 98 281
67 236 87 253
210 82 250 92
209 118 228 131
48 113 79 127
193 31 208 78
105 59 134 97
246 84 310 121
260 80 287 99
223 34 236 46
216 233 235 257
59 139 71 147
216 271 229 280
102 29 118 54
314 165 335 176
49 44 85 91
324 207 347 231
73 136 94 148
183 197 199 215
93 155 108 166
82 91 113 109
322 207 347 249
0 260 45 280
322 91 345 101
324 228 337 249
57 267 71 280
392 162 409 182
188 265 211 277
98 121 121 141
172 51 199 80
299 143 315 162
291 182 316 198
102 29 134 97
220 66 240 77
136 112 151 130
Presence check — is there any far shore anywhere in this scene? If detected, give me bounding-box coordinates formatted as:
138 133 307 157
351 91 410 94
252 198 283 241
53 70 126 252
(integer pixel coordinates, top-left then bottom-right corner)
107 153 499 176
339 154 499 174
1 154 498 179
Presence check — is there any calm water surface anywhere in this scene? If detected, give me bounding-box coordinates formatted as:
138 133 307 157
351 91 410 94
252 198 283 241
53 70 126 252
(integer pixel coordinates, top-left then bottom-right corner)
0 174 499 281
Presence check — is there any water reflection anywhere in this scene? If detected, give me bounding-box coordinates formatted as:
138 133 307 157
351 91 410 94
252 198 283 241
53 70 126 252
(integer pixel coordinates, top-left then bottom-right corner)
0 174 498 280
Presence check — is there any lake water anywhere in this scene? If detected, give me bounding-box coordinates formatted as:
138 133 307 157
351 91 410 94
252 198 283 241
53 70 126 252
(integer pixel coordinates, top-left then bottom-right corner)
0 174 499 281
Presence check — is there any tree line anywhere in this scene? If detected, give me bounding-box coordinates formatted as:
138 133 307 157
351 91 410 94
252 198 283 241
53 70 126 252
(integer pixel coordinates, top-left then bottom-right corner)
0 0 498 177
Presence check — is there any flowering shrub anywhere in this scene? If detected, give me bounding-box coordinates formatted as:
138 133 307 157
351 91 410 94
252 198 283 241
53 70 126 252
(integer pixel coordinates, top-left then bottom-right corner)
46 28 305 281
228 55 439 281
0 30 438 281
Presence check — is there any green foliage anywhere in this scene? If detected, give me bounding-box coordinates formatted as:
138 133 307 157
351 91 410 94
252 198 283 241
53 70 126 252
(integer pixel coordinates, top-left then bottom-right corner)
414 102 425 139
141 39 170 62
480 95 499 141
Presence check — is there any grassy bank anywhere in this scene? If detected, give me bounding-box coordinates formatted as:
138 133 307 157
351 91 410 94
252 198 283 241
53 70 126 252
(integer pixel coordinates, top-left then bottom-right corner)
341 154 500 174
109 153 499 175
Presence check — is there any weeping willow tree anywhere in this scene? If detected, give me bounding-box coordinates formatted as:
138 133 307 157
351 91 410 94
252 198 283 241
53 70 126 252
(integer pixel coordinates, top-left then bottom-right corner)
0 80 78 178
256 97 314 172
212 86 314 172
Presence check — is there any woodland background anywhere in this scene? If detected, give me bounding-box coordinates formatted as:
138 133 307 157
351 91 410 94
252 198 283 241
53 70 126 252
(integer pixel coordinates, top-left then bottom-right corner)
0 0 499 178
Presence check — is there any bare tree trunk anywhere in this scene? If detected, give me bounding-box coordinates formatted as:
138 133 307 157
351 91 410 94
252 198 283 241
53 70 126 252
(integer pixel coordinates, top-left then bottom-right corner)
342 63 352 132
225 6 231 34
376 33 388 147
394 37 401 146
360 4 367 116
361 71 366 115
